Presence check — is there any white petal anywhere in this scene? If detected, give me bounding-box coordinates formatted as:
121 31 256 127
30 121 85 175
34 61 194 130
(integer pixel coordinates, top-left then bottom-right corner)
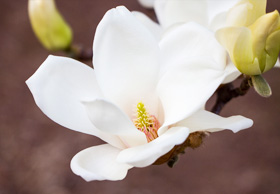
176 110 253 133
83 99 136 135
155 0 239 30
132 11 162 42
83 99 147 147
158 23 227 132
26 55 125 149
155 0 208 29
275 58 280 67
157 59 225 134
117 127 189 167
159 22 227 76
26 55 100 133
93 6 160 115
222 61 242 84
210 12 228 31
226 3 250 27
138 0 155 8
207 0 240 29
71 144 132 181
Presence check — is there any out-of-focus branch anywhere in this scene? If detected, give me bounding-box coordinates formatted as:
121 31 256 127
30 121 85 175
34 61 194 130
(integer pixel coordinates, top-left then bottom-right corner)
65 45 93 61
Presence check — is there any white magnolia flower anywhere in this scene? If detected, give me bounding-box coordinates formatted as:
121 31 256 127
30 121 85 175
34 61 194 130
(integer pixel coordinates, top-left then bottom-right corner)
135 0 246 83
152 0 280 71
26 6 253 181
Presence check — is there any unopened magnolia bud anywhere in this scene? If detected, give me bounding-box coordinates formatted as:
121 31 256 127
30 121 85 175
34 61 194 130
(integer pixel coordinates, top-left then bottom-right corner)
216 10 280 75
28 0 72 51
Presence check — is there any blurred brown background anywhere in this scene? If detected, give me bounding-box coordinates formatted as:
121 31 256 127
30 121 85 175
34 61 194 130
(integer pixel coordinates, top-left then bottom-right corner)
1 0 280 194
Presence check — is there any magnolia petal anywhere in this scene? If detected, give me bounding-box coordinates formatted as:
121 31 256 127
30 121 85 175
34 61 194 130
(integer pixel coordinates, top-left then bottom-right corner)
71 144 132 181
222 61 242 84
83 99 146 147
158 23 227 132
159 22 227 76
157 59 225 134
207 0 240 29
138 0 155 8
210 12 229 31
176 110 253 133
250 11 280 72
117 127 189 167
83 99 142 136
275 58 280 68
26 55 101 134
264 29 280 72
93 6 160 115
132 11 162 42
26 55 125 149
226 3 250 27
155 0 239 30
155 0 208 29
227 0 266 27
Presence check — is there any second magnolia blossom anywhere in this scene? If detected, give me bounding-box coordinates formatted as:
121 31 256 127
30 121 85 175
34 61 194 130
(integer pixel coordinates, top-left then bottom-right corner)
139 0 280 76
26 6 253 181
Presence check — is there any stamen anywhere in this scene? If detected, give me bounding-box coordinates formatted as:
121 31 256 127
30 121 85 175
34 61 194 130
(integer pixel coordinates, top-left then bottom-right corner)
134 102 160 142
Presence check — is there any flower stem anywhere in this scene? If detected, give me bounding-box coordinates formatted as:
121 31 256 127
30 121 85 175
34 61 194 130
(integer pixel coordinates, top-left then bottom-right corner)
211 76 251 115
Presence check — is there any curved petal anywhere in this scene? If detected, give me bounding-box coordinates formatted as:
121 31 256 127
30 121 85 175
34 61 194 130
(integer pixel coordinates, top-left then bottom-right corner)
26 55 125 149
222 61 241 84
83 99 137 135
117 127 189 167
83 99 147 147
93 6 160 115
226 0 266 27
176 110 253 133
226 3 250 27
71 144 132 181
157 59 225 134
275 58 280 67
158 23 227 132
132 11 162 42
159 22 227 76
210 12 229 31
138 0 155 8
207 0 240 27
155 0 208 29
154 0 239 30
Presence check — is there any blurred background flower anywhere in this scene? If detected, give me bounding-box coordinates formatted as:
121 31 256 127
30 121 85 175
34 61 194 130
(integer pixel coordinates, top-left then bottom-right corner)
1 0 280 194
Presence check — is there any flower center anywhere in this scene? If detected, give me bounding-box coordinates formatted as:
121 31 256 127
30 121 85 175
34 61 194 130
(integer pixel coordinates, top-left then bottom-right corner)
133 102 160 143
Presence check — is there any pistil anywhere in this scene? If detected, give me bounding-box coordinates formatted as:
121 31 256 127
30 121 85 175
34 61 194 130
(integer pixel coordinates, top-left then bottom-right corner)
133 102 160 142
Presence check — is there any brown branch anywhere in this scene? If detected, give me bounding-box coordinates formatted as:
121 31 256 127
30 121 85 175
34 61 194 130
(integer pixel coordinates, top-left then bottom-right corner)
211 76 251 115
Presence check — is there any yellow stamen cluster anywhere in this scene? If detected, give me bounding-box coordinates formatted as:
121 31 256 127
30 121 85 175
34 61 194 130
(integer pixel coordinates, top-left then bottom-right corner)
134 102 159 142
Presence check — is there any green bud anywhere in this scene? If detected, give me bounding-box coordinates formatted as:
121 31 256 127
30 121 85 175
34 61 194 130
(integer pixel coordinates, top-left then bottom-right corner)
28 0 72 51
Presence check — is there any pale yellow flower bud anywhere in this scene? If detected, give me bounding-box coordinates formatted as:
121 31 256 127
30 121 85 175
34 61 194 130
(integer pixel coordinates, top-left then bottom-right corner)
28 0 72 51
216 10 280 75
